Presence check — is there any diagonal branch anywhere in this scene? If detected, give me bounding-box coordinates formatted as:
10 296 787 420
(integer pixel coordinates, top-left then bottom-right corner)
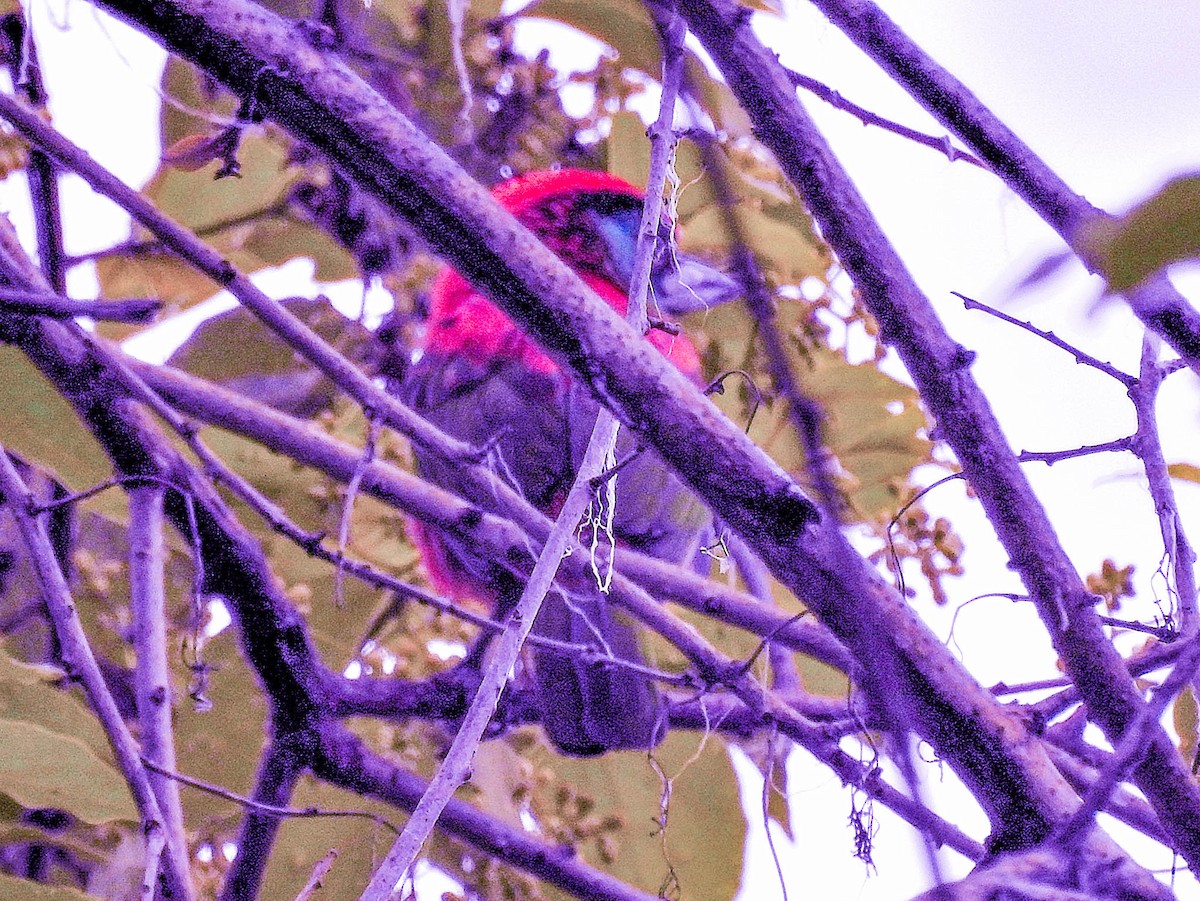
807 0 1200 377
129 356 848 668
0 233 650 901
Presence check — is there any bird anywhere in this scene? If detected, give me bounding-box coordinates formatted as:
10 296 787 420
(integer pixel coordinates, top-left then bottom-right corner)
402 168 740 756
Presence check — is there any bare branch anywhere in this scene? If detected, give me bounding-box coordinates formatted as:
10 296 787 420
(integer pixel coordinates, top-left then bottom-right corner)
129 485 192 898
0 288 162 322
808 0 1200 378
954 292 1136 387
784 66 987 168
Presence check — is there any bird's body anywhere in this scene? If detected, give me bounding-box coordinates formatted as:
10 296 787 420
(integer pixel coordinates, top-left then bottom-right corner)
404 169 735 755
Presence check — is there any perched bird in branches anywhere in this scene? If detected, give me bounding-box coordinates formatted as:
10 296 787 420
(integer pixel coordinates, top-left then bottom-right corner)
403 169 740 756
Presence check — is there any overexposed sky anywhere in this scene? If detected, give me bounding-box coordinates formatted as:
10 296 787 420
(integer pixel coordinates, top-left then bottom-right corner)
7 0 1200 897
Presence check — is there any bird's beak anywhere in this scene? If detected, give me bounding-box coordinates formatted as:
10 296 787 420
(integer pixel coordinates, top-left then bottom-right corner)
648 254 743 315
591 208 743 316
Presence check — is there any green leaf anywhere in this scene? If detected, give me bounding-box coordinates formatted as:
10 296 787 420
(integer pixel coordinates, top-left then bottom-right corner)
0 645 115 761
1175 687 1198 760
541 732 745 900
0 719 135 825
522 0 661 76
98 133 355 332
165 297 381 418
1081 174 1200 292
0 348 112 491
146 134 298 234
0 871 105 901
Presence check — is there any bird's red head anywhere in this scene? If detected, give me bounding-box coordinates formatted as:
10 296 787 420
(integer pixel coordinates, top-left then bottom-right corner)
424 169 727 378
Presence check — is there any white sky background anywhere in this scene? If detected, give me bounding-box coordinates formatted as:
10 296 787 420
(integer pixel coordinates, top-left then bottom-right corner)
5 0 1200 898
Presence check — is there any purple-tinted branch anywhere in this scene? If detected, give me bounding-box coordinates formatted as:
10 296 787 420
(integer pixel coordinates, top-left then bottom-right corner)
954 292 1135 387
129 485 192 900
911 847 1169 901
1026 640 1181 722
1016 439 1133 466
688 123 844 516
1 14 65 293
1040 742 1168 847
218 740 305 901
0 288 161 322
1095 615 1177 643
0 448 190 901
74 0 1082 855
674 0 1200 868
143 757 400 834
1049 341 1200 847
629 7 684 332
360 414 625 898
726 534 800 691
62 200 292 268
808 0 1200 377
785 67 986 168
1129 339 1199 632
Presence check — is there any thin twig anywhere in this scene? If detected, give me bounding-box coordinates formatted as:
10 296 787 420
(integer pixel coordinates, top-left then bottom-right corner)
1051 338 1200 847
359 21 690 895
2 14 65 293
335 416 380 609
784 66 987 169
1129 335 1199 633
1017 438 1134 465
807 0 1200 378
726 534 800 690
142 757 400 835
0 287 161 322
954 292 1135 387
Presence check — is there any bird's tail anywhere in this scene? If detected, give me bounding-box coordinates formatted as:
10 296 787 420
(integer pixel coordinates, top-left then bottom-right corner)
530 589 665 757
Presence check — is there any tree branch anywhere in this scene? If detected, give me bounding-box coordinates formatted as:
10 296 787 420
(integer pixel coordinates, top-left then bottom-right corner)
0 288 161 322
129 485 192 898
807 0 1200 377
